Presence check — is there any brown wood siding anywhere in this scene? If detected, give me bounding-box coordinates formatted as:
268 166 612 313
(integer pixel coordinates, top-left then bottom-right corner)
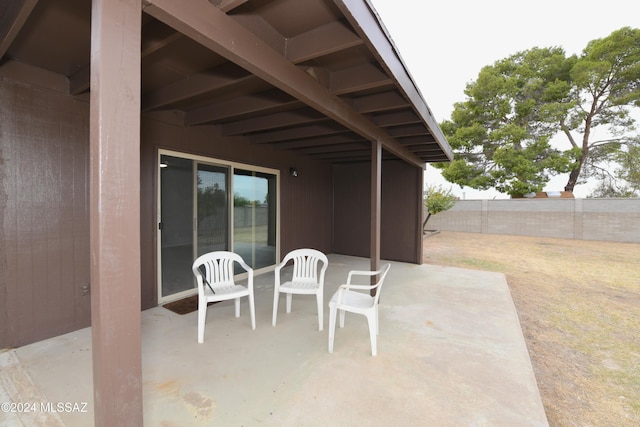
332 159 422 263
0 79 90 348
332 162 371 257
0 81 419 347
380 160 422 264
139 117 333 309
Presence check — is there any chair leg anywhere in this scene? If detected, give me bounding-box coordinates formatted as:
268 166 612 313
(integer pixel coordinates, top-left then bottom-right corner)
316 293 323 331
272 291 279 326
328 302 337 353
197 299 207 344
339 309 346 328
249 293 256 330
286 293 293 313
367 314 377 356
234 297 241 318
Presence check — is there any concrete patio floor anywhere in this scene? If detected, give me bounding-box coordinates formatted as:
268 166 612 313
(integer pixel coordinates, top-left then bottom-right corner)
1 254 548 426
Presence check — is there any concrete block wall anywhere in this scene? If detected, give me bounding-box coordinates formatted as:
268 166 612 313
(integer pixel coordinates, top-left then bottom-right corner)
427 198 640 243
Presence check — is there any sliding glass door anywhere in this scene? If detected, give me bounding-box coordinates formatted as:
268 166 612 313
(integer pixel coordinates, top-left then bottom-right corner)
233 169 277 271
158 151 278 302
197 163 229 256
159 155 197 299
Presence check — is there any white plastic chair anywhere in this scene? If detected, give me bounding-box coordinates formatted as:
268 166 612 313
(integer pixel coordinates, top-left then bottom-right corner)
272 248 329 330
328 263 391 356
192 251 255 343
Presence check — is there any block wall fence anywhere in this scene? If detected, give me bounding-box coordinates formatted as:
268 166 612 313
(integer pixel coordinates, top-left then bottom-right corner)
426 198 640 243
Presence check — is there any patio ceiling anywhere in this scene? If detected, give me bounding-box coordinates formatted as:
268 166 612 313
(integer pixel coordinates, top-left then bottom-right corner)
0 0 453 167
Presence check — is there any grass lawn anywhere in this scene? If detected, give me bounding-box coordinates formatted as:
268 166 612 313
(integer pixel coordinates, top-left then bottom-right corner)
423 231 640 426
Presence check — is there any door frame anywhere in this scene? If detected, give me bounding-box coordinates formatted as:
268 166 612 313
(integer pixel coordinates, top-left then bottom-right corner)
157 148 280 303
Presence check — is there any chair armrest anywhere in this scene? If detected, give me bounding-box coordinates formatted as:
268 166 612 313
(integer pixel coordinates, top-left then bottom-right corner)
235 260 254 289
334 282 372 304
339 283 372 291
346 269 380 284
236 258 254 274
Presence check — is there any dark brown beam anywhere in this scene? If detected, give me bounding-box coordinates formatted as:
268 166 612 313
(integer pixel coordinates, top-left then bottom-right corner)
294 142 369 155
232 14 285 55
398 135 438 145
411 149 439 157
271 133 364 149
423 156 450 162
0 0 38 60
0 59 67 92
185 90 300 125
188 70 401 125
335 0 453 161
371 110 420 127
286 21 363 63
407 144 442 155
142 0 425 167
209 0 250 13
90 0 143 425
386 124 430 138
249 122 349 144
69 65 90 95
313 148 370 160
300 65 331 88
142 62 257 111
141 18 183 57
330 62 392 95
330 157 370 163
221 108 327 135
353 90 409 113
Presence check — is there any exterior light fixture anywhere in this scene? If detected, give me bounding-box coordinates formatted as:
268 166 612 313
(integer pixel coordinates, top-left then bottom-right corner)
289 167 298 177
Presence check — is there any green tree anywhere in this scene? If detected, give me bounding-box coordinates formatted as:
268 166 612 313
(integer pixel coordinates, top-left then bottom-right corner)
589 136 640 197
563 27 640 192
436 47 577 197
423 185 457 231
618 141 640 193
437 27 640 197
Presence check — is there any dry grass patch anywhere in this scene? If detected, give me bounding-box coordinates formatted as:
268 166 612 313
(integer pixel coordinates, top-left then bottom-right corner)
423 231 640 426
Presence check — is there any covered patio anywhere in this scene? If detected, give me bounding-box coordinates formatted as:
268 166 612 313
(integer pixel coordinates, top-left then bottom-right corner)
1 256 548 426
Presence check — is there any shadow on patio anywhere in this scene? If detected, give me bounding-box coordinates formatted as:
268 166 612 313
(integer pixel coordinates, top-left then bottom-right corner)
1 255 548 426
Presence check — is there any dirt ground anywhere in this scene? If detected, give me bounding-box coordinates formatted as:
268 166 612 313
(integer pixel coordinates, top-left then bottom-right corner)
422 231 640 427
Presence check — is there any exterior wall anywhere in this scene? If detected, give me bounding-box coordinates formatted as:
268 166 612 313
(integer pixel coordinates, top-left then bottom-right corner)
333 159 423 263
0 79 424 346
139 117 334 309
428 198 640 243
380 160 422 263
0 78 91 347
332 162 370 258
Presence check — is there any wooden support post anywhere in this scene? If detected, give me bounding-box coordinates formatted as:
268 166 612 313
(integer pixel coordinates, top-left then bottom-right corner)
89 0 143 425
416 166 425 264
370 140 381 293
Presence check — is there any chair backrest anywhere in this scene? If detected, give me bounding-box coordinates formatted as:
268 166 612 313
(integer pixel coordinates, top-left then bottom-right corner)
372 263 391 304
192 251 251 292
282 248 328 284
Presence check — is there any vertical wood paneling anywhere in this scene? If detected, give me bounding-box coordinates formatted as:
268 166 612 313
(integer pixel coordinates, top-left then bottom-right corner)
0 79 90 348
332 162 371 257
73 101 91 325
0 83 17 344
332 159 422 263
380 160 421 263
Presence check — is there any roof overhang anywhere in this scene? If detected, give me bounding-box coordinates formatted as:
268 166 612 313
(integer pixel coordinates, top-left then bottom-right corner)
1 0 453 167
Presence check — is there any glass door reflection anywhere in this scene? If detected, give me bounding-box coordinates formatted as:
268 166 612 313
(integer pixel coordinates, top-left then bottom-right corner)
233 169 277 270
